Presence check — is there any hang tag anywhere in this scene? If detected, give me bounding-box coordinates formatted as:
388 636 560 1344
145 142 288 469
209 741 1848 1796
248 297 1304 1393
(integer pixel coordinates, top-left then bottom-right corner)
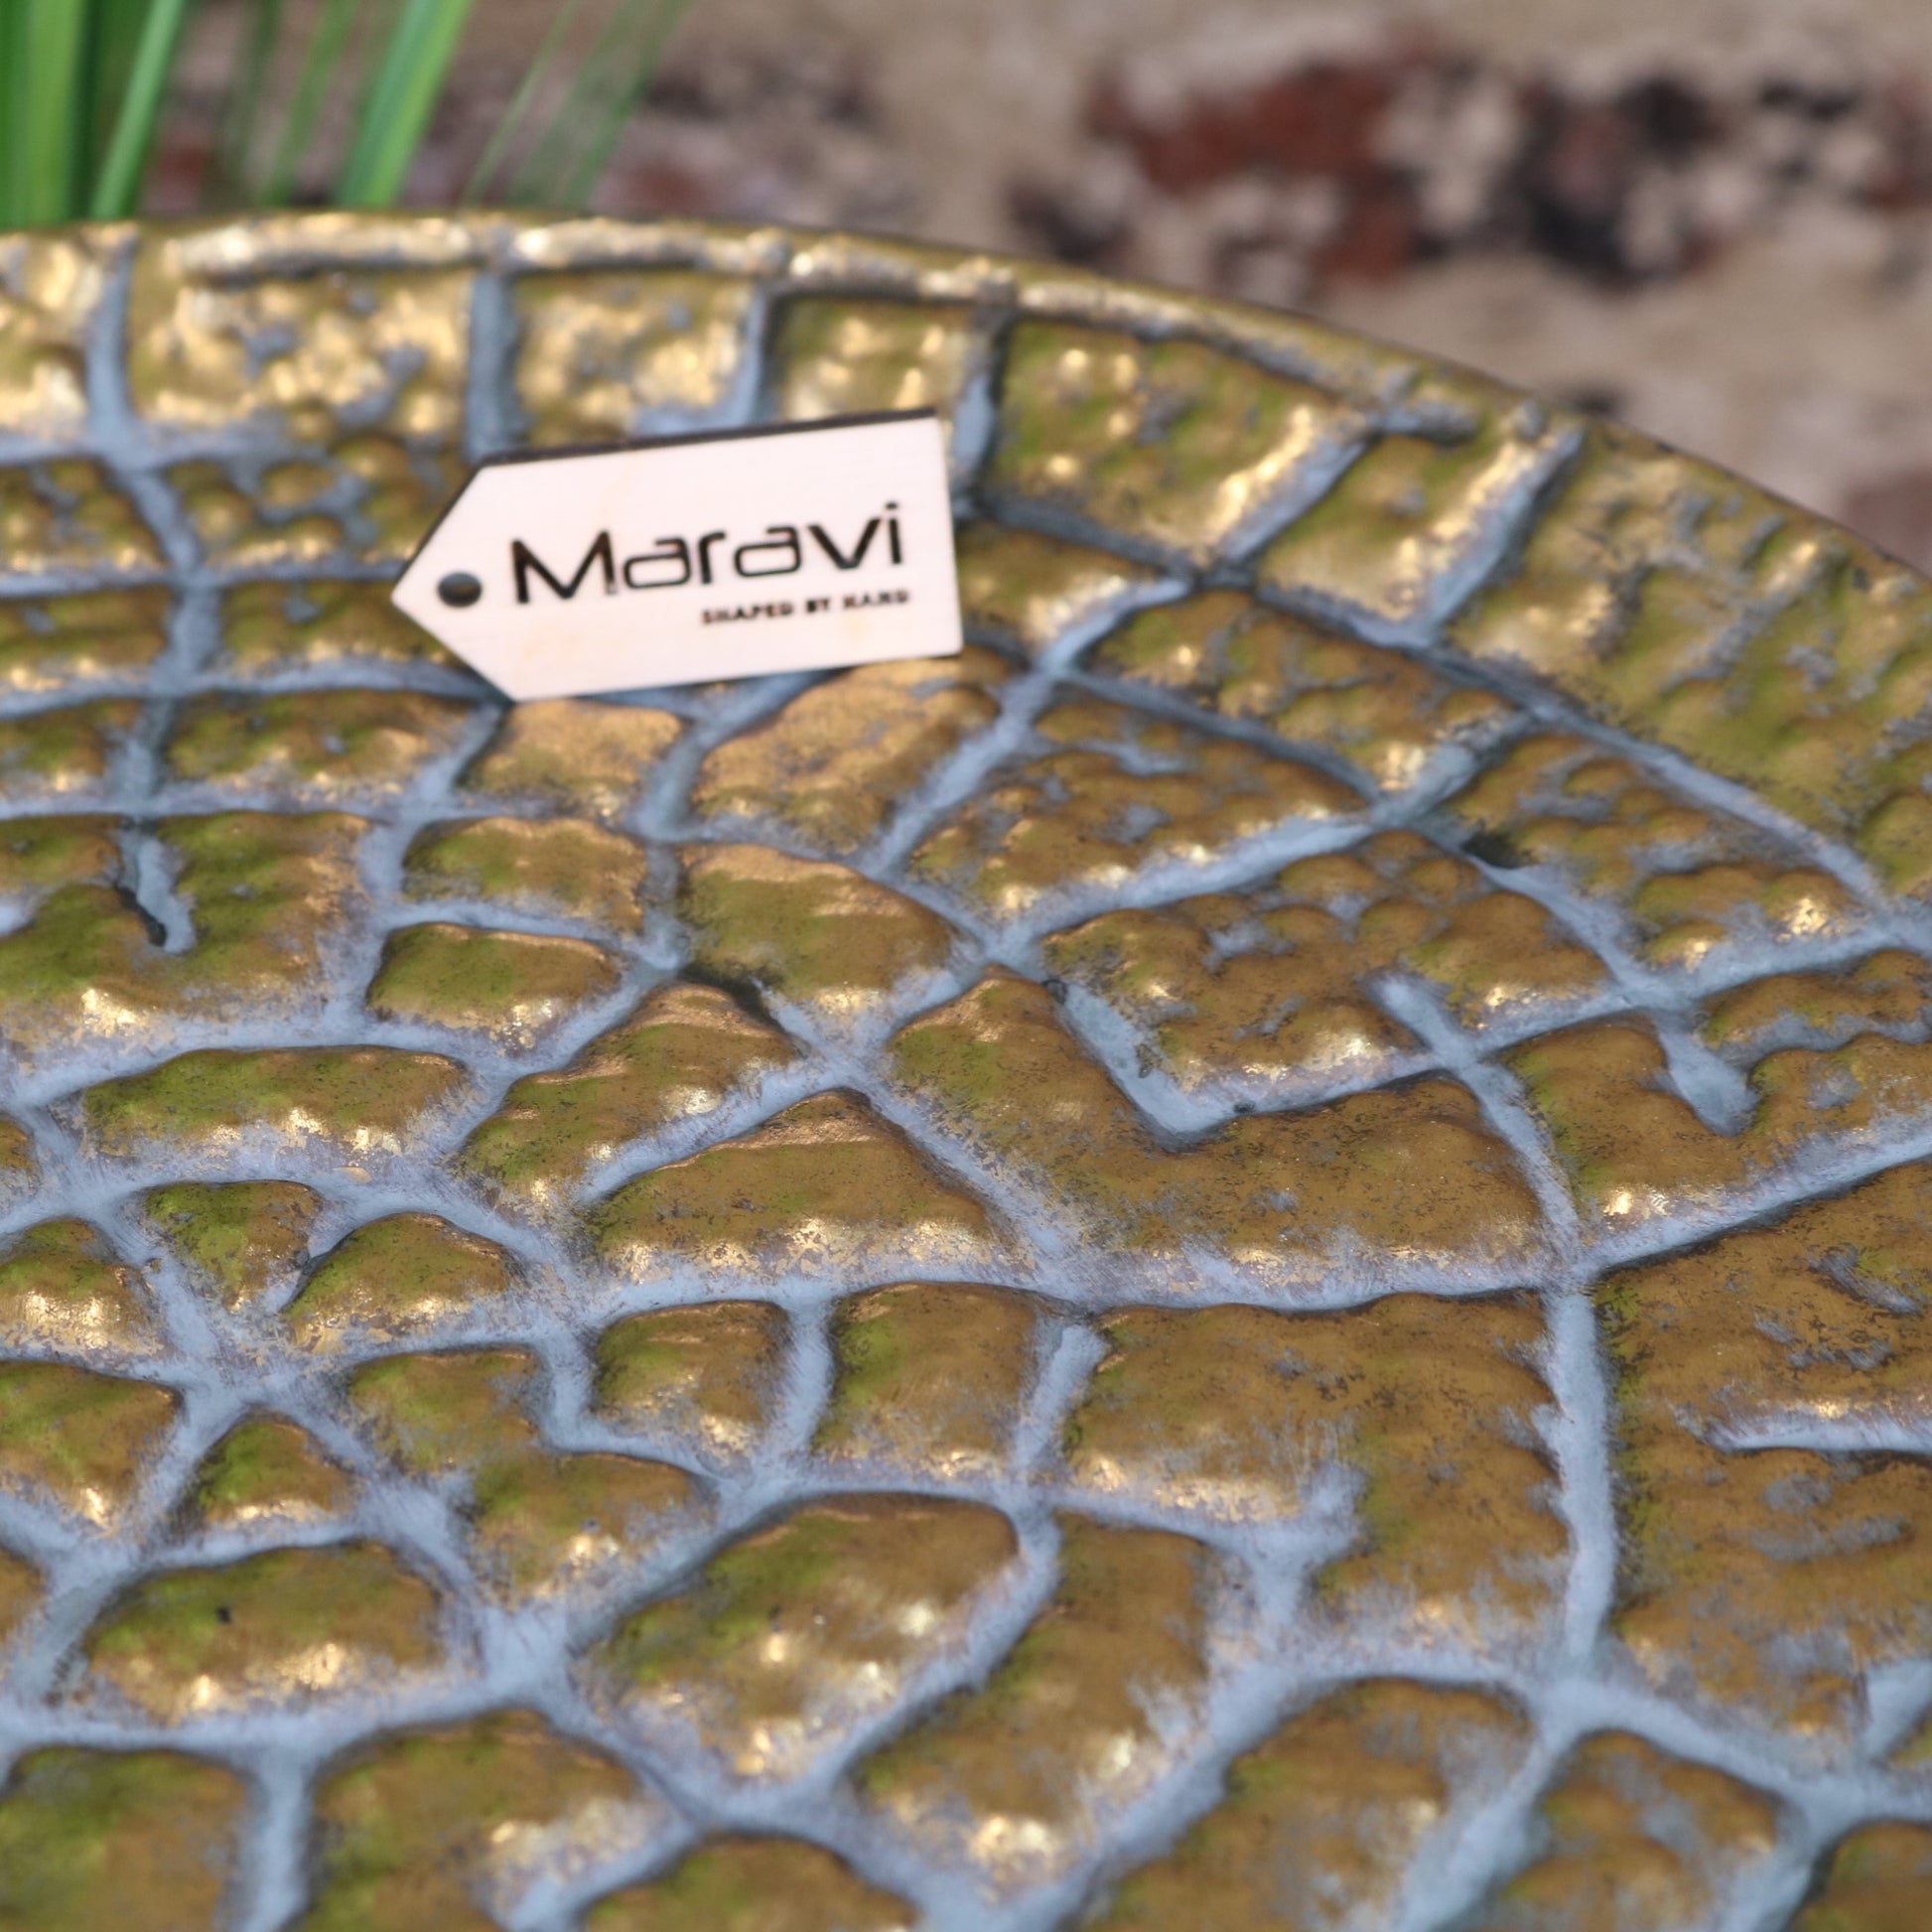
392 411 962 700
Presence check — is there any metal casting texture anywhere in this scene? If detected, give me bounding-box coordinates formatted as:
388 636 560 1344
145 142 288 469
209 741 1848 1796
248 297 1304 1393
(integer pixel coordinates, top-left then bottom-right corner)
0 210 1926 1931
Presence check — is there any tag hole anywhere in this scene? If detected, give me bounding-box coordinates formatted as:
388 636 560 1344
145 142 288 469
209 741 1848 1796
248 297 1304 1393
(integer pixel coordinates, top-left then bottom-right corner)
437 572 483 609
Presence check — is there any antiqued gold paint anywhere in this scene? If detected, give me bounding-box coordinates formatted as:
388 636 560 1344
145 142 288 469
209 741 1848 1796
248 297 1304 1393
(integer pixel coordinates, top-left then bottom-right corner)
4 211 1931 1923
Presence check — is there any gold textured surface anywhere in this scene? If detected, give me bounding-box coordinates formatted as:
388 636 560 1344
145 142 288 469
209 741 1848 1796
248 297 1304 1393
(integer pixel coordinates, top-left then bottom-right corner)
0 461 160 577
859 1514 1219 1891
139 1178 323 1311
892 970 1543 1284
1090 1678 1531 1929
76 1539 444 1722
182 1414 351 1531
986 321 1366 565
816 1281 1039 1479
954 522 1165 664
587 1835 915 1932
462 697 681 822
3 210 1932 1931
459 980 800 1216
0 231 103 439
1040 827 1606 1107
0 1745 250 1931
593 1299 791 1464
589 1493 1023 1781
404 814 654 934
363 920 622 1049
284 1210 519 1352
1793 1824 1932 1932
1062 1295 1563 1643
587 1089 1009 1283
1477 1731 1780 1932
772 297 986 483
297 1706 664 1932
348 1346 699 1600
512 269 757 445
0 587 168 694
692 649 1011 856
1090 590 1515 791
908 695 1360 925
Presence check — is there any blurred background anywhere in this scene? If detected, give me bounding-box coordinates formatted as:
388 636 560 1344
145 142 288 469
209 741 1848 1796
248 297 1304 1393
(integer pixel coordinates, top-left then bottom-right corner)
11 0 1932 566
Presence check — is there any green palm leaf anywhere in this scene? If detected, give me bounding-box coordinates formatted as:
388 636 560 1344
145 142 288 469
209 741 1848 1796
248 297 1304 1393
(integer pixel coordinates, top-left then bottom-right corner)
337 0 480 207
0 0 696 227
90 0 195 217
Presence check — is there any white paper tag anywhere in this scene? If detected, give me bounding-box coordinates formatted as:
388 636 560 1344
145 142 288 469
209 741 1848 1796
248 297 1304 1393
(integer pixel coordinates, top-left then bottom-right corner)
392 411 962 700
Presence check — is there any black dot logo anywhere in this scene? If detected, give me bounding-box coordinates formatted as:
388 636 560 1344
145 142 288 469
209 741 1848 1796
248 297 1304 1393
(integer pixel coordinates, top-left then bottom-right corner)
437 572 483 609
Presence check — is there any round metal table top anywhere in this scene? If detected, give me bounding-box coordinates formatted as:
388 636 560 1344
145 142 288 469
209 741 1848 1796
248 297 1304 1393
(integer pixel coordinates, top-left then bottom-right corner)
0 211 1928 1931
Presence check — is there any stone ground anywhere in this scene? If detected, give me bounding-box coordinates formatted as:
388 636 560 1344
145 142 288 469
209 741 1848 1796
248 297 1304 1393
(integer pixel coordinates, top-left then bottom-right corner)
154 0 1932 573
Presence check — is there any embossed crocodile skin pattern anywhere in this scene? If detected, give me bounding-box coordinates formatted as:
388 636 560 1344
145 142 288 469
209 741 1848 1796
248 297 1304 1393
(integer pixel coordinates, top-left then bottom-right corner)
0 212 1930 1931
